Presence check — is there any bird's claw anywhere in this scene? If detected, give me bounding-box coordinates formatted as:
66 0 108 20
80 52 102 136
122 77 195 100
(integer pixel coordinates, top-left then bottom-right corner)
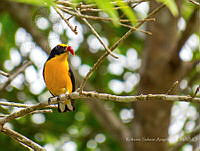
48 97 54 105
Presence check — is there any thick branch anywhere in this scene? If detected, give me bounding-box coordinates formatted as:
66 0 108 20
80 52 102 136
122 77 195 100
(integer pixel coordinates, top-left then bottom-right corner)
0 91 200 125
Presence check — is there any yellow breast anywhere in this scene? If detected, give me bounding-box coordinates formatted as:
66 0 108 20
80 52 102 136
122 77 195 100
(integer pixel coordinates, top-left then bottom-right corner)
44 53 72 96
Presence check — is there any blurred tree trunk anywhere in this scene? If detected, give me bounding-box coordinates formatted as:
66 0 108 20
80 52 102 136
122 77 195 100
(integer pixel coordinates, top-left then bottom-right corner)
133 1 188 151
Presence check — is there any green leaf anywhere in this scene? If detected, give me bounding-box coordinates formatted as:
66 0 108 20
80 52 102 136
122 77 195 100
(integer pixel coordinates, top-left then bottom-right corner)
114 0 137 25
93 0 119 26
157 0 178 16
9 0 55 6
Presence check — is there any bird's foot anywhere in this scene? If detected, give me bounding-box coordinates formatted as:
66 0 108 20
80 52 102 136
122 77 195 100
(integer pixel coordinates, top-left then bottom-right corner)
48 96 56 105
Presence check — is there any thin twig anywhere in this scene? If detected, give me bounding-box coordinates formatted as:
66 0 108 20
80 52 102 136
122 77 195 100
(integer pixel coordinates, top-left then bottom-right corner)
0 101 57 109
0 109 52 118
192 85 200 98
167 81 179 94
189 0 200 6
27 109 53 115
0 61 32 90
0 70 9 77
76 9 118 59
1 127 46 151
119 23 152 35
58 6 155 23
56 0 149 9
67 15 74 20
0 102 48 125
54 7 78 35
78 4 165 91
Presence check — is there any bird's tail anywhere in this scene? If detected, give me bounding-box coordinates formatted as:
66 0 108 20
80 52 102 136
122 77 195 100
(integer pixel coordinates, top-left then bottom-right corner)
58 99 75 112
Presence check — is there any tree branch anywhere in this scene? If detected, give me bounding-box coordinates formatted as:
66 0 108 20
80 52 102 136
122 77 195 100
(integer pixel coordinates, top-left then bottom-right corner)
76 9 118 59
3 3 134 150
57 5 154 23
1 127 46 151
0 70 9 77
189 0 200 6
78 3 165 91
0 100 56 109
0 61 32 90
0 109 53 118
54 7 78 35
0 91 199 125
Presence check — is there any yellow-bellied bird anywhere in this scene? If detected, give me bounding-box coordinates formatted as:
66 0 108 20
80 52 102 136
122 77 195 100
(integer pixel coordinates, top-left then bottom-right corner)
43 44 75 112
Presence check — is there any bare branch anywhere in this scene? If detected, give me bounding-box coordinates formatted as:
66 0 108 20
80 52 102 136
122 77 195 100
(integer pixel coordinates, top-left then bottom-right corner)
0 90 200 125
56 0 150 10
54 7 78 35
0 70 9 77
0 101 33 108
78 4 165 91
58 6 154 23
1 127 46 151
167 81 179 94
192 85 200 98
189 0 200 6
76 9 118 59
69 91 200 103
0 109 52 118
119 23 153 35
0 61 32 90
0 102 48 125
28 109 53 114
0 101 57 109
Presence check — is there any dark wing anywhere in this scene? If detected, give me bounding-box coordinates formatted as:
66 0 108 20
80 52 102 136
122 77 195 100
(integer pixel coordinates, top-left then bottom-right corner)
69 67 76 92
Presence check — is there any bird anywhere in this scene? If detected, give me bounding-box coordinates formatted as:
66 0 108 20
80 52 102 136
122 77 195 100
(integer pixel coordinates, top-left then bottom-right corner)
43 44 76 112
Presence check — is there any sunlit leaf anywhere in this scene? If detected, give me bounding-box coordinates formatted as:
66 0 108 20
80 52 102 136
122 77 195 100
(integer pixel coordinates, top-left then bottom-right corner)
93 0 119 26
9 0 55 6
114 0 137 25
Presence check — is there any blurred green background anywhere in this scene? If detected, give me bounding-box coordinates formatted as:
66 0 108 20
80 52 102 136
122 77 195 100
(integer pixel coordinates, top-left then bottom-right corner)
0 0 199 151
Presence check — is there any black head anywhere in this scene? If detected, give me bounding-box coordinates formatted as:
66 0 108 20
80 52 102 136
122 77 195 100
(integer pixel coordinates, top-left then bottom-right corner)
47 44 75 60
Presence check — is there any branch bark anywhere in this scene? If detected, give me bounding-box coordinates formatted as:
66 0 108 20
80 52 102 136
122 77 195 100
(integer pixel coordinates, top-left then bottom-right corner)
0 61 32 90
1 91 200 125
1 127 46 151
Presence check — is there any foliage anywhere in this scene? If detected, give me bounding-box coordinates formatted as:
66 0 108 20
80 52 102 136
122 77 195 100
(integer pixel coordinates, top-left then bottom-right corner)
0 0 199 151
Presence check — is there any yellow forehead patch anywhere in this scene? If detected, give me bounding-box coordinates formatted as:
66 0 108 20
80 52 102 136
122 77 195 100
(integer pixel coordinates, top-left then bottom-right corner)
58 44 68 47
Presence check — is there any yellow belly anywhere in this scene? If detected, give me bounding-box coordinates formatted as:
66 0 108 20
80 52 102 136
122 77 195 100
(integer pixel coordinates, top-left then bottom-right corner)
44 53 72 96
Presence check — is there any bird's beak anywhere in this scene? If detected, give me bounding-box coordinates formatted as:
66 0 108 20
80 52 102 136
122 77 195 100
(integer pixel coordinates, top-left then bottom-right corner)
66 46 75 56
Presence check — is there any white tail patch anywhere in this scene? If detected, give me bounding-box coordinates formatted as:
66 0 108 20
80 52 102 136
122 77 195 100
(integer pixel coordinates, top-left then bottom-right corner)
66 99 73 111
59 102 66 112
